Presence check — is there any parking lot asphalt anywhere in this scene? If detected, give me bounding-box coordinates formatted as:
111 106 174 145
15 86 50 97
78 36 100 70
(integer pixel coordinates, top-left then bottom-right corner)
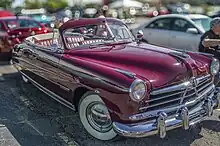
0 62 220 146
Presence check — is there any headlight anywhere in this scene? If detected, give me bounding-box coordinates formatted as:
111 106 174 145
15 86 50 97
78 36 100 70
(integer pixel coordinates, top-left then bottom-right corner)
210 58 220 75
129 79 147 102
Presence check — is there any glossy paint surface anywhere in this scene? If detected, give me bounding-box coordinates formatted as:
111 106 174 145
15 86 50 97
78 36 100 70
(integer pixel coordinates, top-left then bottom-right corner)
65 42 211 89
13 18 213 124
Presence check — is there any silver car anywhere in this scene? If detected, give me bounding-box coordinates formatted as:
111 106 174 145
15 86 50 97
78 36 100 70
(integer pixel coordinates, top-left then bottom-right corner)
133 14 212 52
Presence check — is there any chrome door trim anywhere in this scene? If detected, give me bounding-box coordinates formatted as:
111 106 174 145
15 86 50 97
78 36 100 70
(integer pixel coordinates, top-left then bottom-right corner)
20 71 75 111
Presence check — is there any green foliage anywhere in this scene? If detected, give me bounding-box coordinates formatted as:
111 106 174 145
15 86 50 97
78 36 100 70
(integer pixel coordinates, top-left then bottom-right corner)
24 0 68 11
24 0 42 9
43 0 68 11
0 0 14 8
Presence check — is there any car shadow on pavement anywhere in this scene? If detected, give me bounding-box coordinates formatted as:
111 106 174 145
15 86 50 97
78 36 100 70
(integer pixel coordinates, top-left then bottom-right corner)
0 71 79 146
201 120 220 133
0 71 220 146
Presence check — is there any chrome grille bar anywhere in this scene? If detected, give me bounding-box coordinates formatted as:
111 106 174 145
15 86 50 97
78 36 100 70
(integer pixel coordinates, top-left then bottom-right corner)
151 74 211 96
143 97 181 109
140 74 212 112
146 90 185 103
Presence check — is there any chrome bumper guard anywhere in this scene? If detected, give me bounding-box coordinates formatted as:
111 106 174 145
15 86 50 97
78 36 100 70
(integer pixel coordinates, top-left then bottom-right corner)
113 87 220 138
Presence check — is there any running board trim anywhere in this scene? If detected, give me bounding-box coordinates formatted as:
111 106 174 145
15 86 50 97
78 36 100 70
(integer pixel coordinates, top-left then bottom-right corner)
20 71 75 111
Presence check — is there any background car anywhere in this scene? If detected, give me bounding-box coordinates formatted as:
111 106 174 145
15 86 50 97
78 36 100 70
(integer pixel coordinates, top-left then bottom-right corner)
21 8 53 28
0 10 14 17
133 14 212 52
0 16 51 60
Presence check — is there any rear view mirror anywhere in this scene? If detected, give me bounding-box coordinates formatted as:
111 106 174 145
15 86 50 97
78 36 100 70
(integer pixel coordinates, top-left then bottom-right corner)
186 28 198 34
136 30 144 42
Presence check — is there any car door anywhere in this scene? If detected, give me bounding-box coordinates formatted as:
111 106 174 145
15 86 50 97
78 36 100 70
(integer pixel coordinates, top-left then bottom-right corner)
16 35 66 98
169 18 201 52
143 18 172 47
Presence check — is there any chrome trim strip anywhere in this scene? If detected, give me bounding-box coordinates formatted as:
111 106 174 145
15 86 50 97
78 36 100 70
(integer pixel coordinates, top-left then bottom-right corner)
137 84 214 116
151 74 211 95
20 71 75 111
146 90 184 103
144 97 181 109
113 91 218 138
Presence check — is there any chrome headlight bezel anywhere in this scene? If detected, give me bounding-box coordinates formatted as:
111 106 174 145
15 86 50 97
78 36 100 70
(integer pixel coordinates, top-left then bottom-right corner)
129 79 147 102
210 58 220 75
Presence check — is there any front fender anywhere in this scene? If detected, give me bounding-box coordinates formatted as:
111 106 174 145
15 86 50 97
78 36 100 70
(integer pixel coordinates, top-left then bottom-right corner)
62 55 146 123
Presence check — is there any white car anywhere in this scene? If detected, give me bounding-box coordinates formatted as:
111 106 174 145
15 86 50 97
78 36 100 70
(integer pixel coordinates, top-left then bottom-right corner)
133 14 212 52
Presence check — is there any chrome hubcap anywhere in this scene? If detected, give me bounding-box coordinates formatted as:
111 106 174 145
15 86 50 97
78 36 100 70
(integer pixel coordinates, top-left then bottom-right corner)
86 102 112 133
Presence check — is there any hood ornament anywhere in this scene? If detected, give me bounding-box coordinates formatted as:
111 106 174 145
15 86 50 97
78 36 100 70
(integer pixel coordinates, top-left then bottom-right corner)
180 77 199 105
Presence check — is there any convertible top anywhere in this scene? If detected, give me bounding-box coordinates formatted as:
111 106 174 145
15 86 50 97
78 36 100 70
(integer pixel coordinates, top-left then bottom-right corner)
59 17 124 32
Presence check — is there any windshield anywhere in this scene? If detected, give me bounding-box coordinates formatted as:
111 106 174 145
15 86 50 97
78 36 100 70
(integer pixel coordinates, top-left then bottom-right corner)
4 19 41 30
192 18 212 31
63 21 135 49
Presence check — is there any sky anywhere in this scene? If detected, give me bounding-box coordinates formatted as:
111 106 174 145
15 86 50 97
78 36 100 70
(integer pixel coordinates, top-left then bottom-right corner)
13 0 24 7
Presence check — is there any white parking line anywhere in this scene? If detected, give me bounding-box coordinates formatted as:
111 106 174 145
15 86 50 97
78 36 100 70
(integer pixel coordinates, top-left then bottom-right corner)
216 109 220 111
0 73 4 81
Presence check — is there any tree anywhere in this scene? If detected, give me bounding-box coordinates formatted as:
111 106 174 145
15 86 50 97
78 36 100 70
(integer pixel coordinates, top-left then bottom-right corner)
0 0 14 9
44 0 68 12
24 0 43 9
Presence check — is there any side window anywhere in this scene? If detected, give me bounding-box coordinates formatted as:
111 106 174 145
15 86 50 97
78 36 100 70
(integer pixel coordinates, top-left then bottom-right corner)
172 19 195 32
18 19 41 28
18 19 28 28
146 19 172 30
27 20 41 28
0 23 4 31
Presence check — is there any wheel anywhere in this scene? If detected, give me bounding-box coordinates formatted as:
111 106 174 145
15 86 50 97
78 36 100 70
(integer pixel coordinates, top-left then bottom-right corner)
78 92 117 141
22 75 29 83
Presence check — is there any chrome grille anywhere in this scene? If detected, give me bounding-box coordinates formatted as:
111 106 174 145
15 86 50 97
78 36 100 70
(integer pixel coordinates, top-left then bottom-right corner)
140 74 213 111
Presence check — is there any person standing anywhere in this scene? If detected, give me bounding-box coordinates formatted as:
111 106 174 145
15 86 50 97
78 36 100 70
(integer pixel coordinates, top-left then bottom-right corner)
199 17 220 58
199 17 220 86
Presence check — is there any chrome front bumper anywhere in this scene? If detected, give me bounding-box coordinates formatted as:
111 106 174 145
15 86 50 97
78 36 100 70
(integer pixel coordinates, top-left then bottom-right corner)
113 87 220 138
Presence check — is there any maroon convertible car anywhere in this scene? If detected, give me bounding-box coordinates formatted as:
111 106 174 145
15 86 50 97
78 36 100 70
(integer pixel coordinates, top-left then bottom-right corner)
12 17 220 141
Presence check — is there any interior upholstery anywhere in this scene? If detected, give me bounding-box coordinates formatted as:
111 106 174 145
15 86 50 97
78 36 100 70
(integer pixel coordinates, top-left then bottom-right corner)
35 36 104 48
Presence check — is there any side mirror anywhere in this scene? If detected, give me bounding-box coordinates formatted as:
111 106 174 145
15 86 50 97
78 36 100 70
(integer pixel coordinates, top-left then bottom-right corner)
186 28 198 34
136 30 144 42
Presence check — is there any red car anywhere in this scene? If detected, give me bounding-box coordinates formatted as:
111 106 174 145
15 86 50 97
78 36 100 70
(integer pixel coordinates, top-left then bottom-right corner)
146 7 169 17
12 17 220 141
0 16 51 60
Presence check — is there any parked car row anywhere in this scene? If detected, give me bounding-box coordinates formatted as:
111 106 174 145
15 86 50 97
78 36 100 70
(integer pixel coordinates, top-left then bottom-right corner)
11 17 220 141
132 14 212 52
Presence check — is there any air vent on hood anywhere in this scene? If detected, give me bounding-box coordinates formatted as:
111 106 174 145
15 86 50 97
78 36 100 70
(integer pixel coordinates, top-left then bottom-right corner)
115 69 135 79
168 51 190 59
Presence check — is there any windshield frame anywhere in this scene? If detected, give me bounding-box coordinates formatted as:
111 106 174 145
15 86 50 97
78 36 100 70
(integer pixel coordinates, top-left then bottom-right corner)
191 17 212 31
62 20 135 49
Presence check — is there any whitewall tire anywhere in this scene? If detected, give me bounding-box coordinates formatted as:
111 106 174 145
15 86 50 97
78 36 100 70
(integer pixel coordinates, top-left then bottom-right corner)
78 92 117 141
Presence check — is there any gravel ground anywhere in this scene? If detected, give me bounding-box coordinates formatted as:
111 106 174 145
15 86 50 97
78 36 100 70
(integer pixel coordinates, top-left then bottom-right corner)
0 63 220 146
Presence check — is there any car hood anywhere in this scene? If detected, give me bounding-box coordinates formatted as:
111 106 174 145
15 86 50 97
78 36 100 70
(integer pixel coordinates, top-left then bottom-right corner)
67 42 209 89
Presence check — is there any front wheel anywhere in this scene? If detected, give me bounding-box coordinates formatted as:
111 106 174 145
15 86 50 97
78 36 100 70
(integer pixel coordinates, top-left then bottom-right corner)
78 92 117 141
